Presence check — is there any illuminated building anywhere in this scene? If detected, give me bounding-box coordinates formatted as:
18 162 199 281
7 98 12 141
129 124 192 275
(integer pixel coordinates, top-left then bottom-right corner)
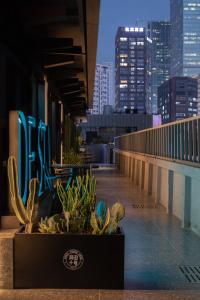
115 27 151 113
158 77 198 124
147 21 170 114
92 63 113 114
170 0 200 77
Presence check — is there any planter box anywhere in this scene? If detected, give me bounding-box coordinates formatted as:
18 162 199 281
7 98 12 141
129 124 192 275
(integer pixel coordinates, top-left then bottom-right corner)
14 230 124 289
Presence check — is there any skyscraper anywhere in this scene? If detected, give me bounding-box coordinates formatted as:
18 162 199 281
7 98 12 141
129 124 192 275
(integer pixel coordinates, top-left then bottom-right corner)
147 21 171 114
158 77 198 124
92 63 113 114
170 0 200 77
115 27 151 113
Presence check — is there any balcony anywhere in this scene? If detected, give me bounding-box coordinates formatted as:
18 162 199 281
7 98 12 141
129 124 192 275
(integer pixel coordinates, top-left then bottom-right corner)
0 0 200 298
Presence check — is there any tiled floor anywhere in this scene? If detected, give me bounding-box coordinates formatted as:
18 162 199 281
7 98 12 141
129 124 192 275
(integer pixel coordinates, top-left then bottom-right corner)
94 167 200 291
1 167 200 299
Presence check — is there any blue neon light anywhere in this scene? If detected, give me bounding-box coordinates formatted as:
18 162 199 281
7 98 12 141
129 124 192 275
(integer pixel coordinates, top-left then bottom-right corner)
17 111 51 203
28 116 36 184
18 111 29 204
37 120 47 196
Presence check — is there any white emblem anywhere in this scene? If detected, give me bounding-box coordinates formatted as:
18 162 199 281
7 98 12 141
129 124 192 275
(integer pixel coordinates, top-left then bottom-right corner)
63 249 84 271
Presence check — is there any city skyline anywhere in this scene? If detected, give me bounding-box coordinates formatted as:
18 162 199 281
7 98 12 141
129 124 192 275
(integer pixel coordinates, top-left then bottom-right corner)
97 0 170 65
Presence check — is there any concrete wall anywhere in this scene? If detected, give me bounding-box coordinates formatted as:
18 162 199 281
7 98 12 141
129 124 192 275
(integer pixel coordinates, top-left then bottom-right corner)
115 149 200 236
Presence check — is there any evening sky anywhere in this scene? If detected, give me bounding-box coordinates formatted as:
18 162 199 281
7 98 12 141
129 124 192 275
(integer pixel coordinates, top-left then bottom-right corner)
97 0 170 64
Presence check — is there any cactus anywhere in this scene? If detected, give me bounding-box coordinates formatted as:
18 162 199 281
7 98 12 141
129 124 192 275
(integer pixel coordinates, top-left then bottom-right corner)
7 156 39 233
56 170 96 232
109 202 125 234
38 214 66 233
90 201 125 235
90 200 110 235
96 200 107 228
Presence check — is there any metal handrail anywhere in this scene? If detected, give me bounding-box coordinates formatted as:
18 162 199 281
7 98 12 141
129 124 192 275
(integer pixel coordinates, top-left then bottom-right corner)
114 115 200 164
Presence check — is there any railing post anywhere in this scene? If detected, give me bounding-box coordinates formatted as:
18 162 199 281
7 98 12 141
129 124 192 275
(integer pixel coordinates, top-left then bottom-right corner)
148 163 153 195
168 170 174 215
182 176 191 229
140 161 145 190
155 166 162 204
198 119 200 162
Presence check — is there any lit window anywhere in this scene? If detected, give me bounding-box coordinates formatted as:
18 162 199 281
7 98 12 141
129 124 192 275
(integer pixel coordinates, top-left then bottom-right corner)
120 84 128 88
120 54 128 58
120 37 127 41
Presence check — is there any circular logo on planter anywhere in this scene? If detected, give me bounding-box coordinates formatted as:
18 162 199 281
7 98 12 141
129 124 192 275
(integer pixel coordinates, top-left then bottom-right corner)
63 249 84 271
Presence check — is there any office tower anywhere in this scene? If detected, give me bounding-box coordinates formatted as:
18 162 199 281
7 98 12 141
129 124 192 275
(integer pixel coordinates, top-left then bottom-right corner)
158 77 198 124
195 76 200 114
92 63 113 114
170 0 200 77
147 21 170 114
115 27 151 113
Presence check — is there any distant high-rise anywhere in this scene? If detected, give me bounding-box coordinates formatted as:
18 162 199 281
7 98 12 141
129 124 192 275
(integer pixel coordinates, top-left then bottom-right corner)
195 75 200 114
92 63 113 114
115 27 151 113
158 77 198 124
170 0 200 77
147 21 171 114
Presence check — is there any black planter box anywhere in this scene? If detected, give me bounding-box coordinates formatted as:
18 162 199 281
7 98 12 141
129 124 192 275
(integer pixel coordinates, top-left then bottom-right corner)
14 230 124 289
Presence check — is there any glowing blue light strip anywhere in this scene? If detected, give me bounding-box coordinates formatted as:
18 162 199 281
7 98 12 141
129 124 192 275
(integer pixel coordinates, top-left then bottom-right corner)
38 120 46 195
18 111 28 204
28 116 36 183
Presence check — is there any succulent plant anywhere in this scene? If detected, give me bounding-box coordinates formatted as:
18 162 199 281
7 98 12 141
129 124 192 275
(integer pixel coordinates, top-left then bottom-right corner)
7 156 39 233
109 202 125 234
96 200 107 227
90 200 110 235
38 214 66 233
90 207 110 235
90 200 125 235
56 169 96 232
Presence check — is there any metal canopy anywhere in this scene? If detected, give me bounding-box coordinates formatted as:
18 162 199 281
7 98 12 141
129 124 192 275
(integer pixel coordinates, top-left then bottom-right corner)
0 0 100 116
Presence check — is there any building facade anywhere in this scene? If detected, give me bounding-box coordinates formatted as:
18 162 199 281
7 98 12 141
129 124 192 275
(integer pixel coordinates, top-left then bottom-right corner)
147 21 171 114
92 63 113 114
170 0 200 77
115 27 151 113
158 77 198 124
80 113 153 144
195 76 200 114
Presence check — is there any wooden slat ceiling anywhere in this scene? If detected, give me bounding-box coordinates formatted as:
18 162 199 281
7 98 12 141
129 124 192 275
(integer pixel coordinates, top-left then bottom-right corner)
0 0 100 116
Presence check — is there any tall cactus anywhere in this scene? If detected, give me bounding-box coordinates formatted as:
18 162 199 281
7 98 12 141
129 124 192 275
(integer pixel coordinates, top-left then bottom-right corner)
7 156 39 233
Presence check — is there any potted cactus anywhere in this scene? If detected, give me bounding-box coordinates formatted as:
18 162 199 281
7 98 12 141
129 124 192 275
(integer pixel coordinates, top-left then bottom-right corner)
8 156 125 289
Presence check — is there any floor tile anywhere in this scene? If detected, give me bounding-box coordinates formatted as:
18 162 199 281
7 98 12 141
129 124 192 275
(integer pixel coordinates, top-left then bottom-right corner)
94 167 200 291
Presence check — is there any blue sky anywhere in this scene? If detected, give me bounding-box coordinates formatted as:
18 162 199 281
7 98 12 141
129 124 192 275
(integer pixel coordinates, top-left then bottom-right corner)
97 0 170 64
